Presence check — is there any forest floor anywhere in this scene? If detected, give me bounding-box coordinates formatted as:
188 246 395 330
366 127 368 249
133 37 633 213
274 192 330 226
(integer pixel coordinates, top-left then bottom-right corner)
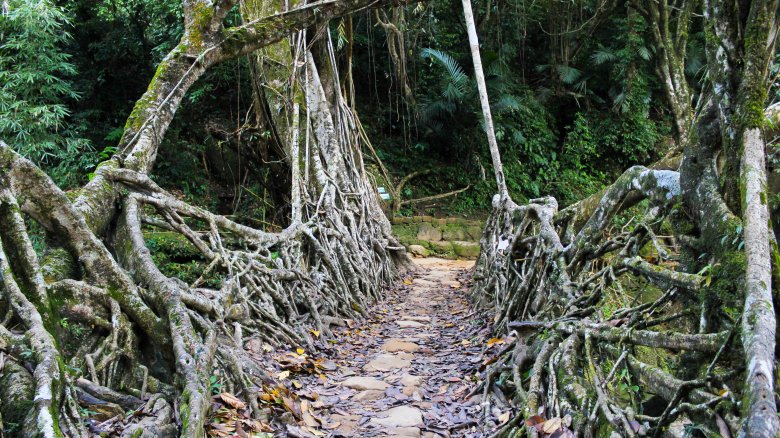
282 257 500 438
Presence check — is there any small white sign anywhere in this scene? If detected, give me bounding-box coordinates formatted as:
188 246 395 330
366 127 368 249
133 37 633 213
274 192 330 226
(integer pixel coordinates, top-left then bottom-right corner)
380 193 392 200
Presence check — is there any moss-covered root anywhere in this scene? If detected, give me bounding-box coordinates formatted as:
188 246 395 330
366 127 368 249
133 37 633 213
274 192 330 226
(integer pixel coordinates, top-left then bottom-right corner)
0 190 86 437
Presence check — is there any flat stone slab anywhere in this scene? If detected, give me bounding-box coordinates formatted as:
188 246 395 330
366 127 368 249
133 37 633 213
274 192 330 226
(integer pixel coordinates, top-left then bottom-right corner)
401 316 431 322
399 374 424 387
370 405 424 428
383 339 420 353
342 376 390 391
363 353 413 371
387 426 422 437
354 389 385 401
397 320 425 328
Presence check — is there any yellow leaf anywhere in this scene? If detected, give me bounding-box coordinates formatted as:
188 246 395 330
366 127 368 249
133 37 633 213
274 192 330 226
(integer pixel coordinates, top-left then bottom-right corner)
277 370 290 380
296 348 305 355
461 339 471 346
310 330 321 338
292 380 303 389
486 337 505 346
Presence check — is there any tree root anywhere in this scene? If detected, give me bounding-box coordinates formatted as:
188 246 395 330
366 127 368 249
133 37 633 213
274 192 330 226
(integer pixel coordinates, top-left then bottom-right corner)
470 163 750 436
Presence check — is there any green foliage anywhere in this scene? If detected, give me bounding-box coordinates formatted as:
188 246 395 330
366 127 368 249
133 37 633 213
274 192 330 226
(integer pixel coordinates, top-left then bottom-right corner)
353 1 672 216
0 0 95 187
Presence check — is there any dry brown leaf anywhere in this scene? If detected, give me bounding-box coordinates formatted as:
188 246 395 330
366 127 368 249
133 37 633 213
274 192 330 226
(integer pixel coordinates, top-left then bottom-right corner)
542 417 562 434
219 393 246 410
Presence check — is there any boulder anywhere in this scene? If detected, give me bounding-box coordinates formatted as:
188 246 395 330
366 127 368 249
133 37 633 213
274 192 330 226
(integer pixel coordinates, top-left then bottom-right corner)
407 245 429 258
428 240 453 255
442 227 467 241
416 223 442 242
466 226 484 241
452 241 480 259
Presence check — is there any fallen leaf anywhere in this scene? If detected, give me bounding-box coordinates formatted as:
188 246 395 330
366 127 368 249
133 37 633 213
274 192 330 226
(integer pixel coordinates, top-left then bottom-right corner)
296 348 305 355
310 330 321 338
542 417 562 434
219 393 246 410
498 412 510 424
278 370 291 380
292 380 303 389
304 426 325 436
524 415 545 430
486 337 505 346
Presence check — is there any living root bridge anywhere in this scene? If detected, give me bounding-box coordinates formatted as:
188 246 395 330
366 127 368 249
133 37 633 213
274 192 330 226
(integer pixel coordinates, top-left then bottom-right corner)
0 38 410 437
469 163 750 436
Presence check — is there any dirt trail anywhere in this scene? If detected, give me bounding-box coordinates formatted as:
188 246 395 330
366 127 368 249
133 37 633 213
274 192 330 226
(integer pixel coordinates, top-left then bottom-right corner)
289 257 493 438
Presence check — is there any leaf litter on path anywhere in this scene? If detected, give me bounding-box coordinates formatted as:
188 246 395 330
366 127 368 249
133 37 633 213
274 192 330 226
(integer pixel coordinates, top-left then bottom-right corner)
205 257 523 438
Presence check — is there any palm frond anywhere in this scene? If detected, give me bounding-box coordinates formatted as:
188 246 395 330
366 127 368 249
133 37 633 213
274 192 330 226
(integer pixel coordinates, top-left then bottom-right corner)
591 48 617 65
556 65 583 85
421 48 469 98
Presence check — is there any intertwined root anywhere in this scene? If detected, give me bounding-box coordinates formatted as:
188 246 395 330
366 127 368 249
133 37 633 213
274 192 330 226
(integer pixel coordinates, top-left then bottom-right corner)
0 46 411 436
471 166 742 437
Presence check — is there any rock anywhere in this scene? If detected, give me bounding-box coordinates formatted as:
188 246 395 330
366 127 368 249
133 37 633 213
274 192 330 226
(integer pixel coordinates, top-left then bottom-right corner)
416 223 442 242
388 426 422 437
428 240 453 255
442 227 466 241
401 386 419 396
353 390 385 401
402 315 431 322
466 226 484 241
383 339 420 353
399 374 424 387
370 405 424 428
412 278 436 287
407 245 429 258
342 376 390 391
397 320 425 328
363 353 413 371
452 241 480 259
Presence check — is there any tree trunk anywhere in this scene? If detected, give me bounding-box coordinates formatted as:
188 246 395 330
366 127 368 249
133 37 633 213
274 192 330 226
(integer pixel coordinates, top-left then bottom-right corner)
461 0 508 199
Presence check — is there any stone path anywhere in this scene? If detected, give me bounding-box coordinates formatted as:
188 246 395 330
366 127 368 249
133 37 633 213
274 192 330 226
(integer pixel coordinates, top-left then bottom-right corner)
289 257 491 437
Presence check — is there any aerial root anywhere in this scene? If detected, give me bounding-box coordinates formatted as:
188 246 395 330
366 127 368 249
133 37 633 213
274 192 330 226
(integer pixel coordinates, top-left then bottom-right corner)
468 164 747 436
